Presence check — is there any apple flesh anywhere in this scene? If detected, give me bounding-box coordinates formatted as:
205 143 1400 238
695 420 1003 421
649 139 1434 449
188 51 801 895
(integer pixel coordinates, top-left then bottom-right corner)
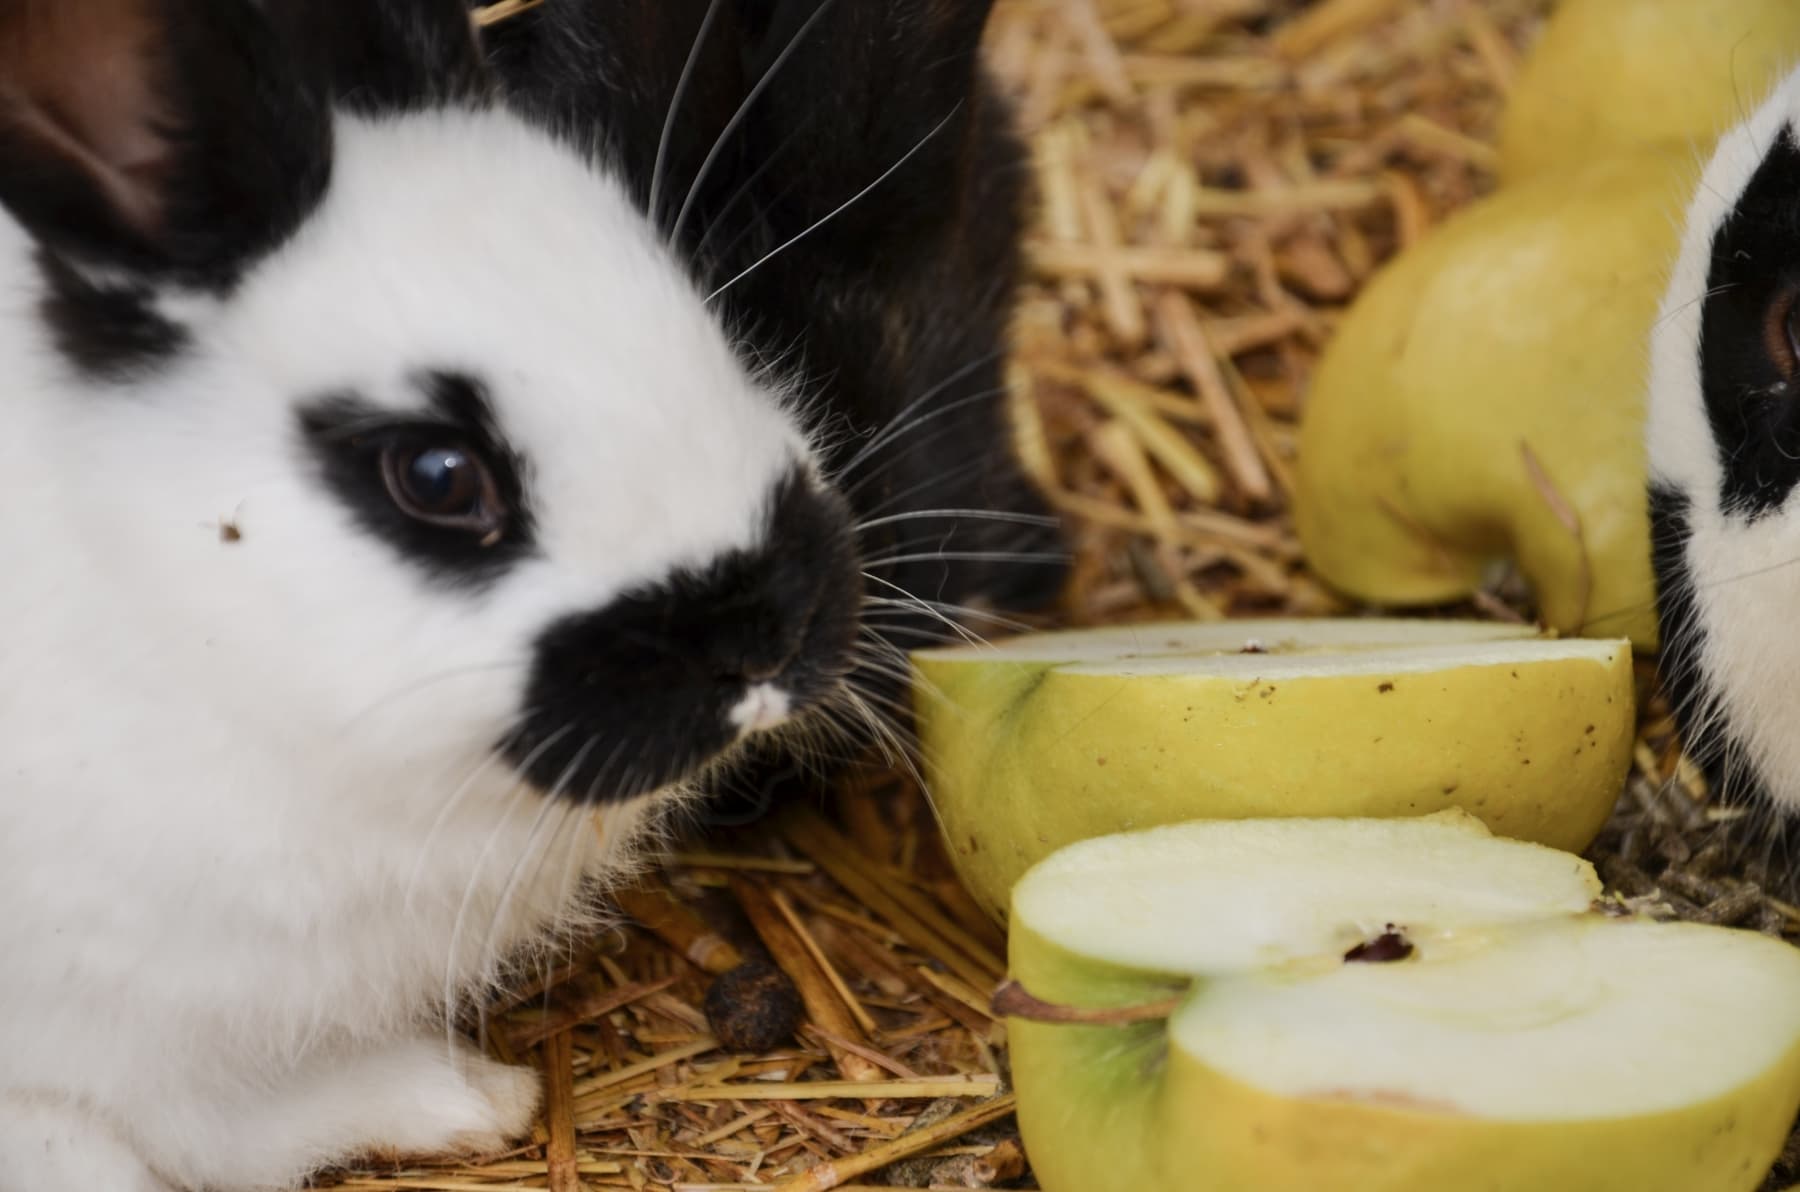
913 619 1635 923
1003 814 1800 1192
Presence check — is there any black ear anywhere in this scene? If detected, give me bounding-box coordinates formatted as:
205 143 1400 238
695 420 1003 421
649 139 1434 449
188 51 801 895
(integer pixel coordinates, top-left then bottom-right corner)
273 0 493 116
0 0 332 286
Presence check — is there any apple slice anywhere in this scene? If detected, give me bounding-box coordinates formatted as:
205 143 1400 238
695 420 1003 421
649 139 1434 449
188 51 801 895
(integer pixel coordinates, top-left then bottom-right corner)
912 619 1634 923
1003 815 1800 1192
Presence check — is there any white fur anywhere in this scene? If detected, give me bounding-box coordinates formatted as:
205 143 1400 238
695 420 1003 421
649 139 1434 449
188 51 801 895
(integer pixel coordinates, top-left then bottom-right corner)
1647 66 1800 810
0 107 815 1190
728 683 793 734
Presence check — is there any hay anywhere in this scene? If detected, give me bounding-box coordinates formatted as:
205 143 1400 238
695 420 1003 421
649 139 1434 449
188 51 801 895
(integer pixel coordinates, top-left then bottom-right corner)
317 1 1800 1188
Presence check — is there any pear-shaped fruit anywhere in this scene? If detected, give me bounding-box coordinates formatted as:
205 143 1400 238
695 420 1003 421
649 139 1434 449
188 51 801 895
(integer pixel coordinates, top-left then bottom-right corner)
913 619 1634 924
1500 0 1800 182
1003 814 1800 1192
1294 148 1700 650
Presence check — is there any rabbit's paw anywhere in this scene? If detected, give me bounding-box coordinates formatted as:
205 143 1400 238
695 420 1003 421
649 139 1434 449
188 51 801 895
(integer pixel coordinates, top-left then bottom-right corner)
194 1038 543 1189
434 1049 544 1156
333 1040 544 1162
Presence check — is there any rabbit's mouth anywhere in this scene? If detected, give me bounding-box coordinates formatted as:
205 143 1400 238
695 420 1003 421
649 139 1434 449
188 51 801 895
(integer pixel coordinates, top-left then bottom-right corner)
500 467 861 805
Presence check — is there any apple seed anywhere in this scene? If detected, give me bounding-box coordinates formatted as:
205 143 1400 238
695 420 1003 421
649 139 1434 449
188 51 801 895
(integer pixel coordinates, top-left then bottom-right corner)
1344 925 1416 964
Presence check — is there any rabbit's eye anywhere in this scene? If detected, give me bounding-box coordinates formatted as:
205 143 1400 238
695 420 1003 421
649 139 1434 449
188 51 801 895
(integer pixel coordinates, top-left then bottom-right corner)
1788 298 1800 378
1765 288 1800 381
380 442 506 541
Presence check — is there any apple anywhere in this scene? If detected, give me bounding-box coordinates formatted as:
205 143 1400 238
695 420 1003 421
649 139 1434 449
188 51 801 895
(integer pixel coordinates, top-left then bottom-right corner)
912 619 1634 924
1499 0 1800 182
1001 813 1800 1192
1293 147 1701 651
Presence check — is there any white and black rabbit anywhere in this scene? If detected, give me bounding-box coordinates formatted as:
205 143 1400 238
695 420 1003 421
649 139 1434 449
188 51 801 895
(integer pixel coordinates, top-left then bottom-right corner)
1649 65 1800 828
0 1 1063 1189
473 0 1069 821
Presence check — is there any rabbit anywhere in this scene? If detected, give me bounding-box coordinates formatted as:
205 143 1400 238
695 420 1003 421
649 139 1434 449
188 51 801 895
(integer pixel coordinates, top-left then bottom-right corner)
1648 63 1800 824
475 0 1071 821
0 1 1064 1189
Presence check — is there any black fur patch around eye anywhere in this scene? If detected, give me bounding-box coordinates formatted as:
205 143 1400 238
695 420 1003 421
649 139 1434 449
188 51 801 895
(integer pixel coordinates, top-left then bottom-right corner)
36 253 188 379
1701 123 1800 520
504 468 861 803
298 371 536 586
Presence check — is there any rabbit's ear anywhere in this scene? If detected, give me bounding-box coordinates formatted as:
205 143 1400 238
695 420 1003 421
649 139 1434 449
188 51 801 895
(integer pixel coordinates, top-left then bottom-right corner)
276 0 492 117
0 0 332 286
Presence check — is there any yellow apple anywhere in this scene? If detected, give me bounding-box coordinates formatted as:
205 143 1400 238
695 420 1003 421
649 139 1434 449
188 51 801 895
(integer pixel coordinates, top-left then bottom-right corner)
1002 814 1800 1192
1500 0 1800 182
913 619 1634 924
1294 148 1701 650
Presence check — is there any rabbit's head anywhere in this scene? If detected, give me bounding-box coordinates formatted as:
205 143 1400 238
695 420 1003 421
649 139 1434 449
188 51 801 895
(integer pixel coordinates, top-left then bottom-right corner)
1649 64 1800 816
0 0 863 814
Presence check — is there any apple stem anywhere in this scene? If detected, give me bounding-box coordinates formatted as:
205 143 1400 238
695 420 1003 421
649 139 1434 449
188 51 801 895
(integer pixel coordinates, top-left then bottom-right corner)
990 980 1184 1025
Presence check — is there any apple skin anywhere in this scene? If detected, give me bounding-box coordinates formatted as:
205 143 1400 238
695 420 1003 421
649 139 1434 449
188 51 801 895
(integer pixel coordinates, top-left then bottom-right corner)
1293 147 1700 652
1006 920 1800 1192
1006 920 1186 1190
915 643 1633 926
1499 0 1800 183
1152 1051 1800 1192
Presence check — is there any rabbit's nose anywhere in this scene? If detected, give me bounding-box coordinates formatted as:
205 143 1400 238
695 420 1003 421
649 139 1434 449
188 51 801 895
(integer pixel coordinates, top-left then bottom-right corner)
728 683 793 736
738 631 810 684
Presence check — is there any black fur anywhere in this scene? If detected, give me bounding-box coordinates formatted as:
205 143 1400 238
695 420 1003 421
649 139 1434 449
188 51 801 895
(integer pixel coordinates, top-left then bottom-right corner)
1698 123 1800 520
36 254 188 380
480 1 1068 816
504 470 862 803
1 0 497 377
297 372 538 586
477 1 747 223
0 0 333 290
273 0 494 116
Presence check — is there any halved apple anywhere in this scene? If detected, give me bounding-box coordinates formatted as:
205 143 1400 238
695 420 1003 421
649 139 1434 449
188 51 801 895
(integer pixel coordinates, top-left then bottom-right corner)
912 619 1634 923
1003 814 1800 1192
